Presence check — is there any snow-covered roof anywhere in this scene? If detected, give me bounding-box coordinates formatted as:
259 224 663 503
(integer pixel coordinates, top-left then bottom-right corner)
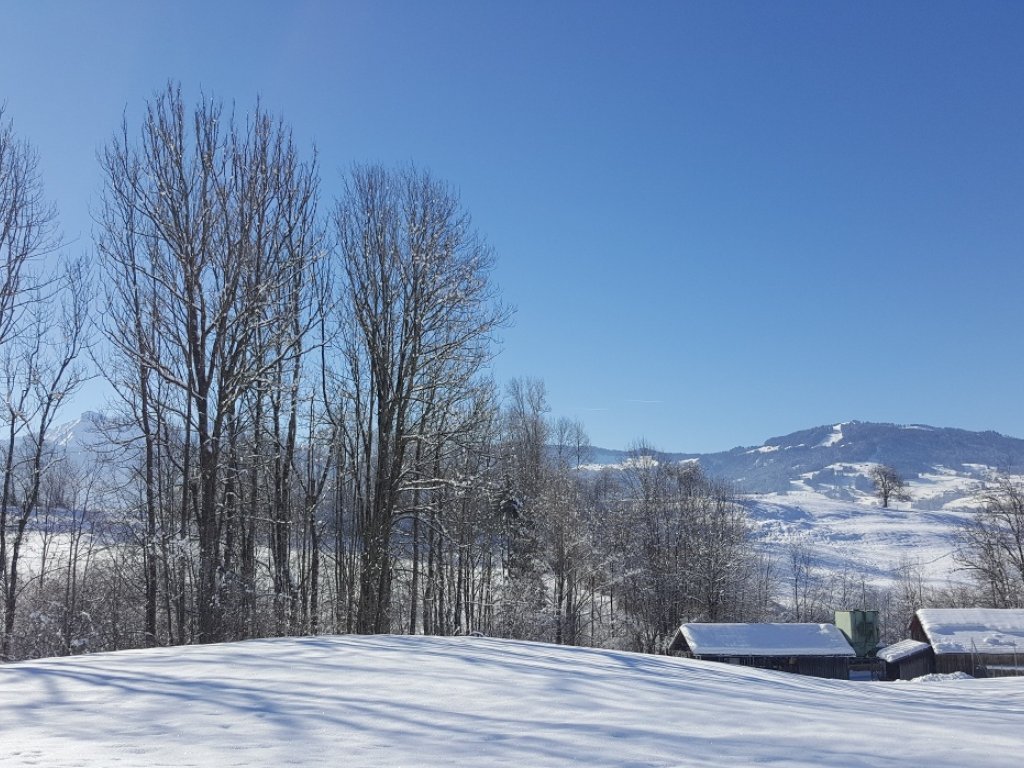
679 623 855 657
916 608 1024 656
877 639 930 663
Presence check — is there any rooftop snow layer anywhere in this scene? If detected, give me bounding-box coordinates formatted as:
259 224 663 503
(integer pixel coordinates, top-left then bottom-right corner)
680 622 856 657
917 608 1024 655
877 639 931 663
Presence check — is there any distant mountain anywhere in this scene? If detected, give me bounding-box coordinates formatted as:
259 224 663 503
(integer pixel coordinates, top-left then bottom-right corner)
49 410 113 452
582 421 1024 502
56 414 1024 504
581 421 1024 586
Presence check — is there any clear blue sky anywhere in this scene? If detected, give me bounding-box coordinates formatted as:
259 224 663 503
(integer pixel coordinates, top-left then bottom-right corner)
2 1 1022 452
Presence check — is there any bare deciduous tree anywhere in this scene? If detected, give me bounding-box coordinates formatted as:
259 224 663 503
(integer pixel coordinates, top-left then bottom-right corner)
604 446 761 653
870 464 910 508
97 84 324 643
334 164 509 634
0 259 89 661
0 111 86 662
955 479 1024 607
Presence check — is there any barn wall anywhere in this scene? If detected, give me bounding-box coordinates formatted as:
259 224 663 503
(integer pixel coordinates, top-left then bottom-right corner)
885 653 934 681
796 657 850 679
698 655 850 680
934 653 1023 677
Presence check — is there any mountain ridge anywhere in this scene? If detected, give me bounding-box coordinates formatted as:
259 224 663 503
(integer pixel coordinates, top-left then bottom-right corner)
53 413 1024 500
580 420 1024 497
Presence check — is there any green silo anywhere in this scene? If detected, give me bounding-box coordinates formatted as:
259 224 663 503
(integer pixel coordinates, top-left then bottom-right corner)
835 610 880 658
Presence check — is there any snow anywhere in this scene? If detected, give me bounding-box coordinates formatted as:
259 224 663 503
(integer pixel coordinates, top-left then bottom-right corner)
1 635 1022 767
877 639 931 663
912 671 975 682
679 622 855 657
577 455 662 473
916 608 1024 655
746 489 970 588
816 423 846 448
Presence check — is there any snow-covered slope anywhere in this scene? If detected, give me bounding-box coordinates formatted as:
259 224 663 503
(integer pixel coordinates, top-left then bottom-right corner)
583 420 1024 500
1 635 1022 767
744 489 972 585
580 421 1024 587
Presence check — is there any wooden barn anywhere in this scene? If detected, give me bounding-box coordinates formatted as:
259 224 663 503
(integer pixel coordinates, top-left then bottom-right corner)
667 622 855 679
876 639 934 681
910 608 1024 678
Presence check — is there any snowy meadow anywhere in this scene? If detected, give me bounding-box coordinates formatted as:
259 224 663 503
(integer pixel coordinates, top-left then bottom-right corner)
2 634 1022 767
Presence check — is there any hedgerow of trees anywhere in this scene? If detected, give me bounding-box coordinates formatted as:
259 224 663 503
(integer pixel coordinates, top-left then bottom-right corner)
1 86 984 662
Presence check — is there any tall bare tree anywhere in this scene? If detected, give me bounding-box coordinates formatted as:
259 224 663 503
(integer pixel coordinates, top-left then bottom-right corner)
97 84 323 643
0 110 83 662
334 164 509 634
0 259 89 661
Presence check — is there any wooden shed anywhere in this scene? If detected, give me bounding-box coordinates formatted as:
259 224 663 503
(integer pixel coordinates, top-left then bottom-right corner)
876 639 934 681
910 608 1024 678
667 622 855 679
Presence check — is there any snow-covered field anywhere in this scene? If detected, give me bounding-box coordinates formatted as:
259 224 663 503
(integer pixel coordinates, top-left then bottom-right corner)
2 634 1022 767
746 486 974 586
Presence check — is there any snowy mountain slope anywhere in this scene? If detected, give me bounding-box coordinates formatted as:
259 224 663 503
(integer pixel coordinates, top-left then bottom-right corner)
47 410 115 459
2 634 1022 767
744 491 970 586
578 421 1024 587
582 420 1024 499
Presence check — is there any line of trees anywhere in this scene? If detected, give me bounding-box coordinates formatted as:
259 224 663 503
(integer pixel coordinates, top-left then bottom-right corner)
0 87 777 662
7 87 1013 664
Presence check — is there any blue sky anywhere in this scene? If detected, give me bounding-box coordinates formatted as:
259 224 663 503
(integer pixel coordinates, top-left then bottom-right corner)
1 2 1022 452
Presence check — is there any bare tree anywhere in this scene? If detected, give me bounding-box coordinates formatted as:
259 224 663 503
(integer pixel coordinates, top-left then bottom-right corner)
97 84 323 644
334 164 509 634
603 446 759 653
787 538 826 622
0 107 59 348
955 478 1024 607
0 108 57 637
0 111 83 662
493 377 551 638
0 259 89 661
870 464 910 508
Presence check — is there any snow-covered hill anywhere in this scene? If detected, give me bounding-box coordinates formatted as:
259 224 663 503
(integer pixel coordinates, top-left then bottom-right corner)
1 634 1021 767
744 490 971 586
584 420 1024 500
580 420 1024 587
45 414 1018 588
